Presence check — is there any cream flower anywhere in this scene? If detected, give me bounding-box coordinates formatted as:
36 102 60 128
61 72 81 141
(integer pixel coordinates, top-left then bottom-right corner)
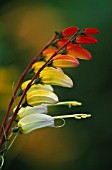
18 113 54 134
17 104 48 119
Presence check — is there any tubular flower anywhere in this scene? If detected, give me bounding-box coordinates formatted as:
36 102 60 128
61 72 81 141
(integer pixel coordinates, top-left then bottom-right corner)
62 26 79 37
32 61 46 70
21 80 53 92
52 54 80 68
17 99 83 134
18 113 54 134
42 44 92 61
32 65 73 87
26 88 59 106
82 28 99 35
33 54 79 68
39 67 73 87
43 47 57 60
67 44 92 60
17 104 48 119
57 39 92 60
17 112 91 134
42 38 94 61
43 46 80 67
76 35 98 44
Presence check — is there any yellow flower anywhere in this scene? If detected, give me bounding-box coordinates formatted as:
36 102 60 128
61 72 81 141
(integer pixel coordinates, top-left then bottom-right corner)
32 66 73 88
21 80 53 92
26 89 59 106
18 113 54 134
40 67 73 87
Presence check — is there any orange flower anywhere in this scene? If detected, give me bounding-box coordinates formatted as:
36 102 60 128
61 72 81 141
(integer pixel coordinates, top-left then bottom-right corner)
52 54 79 68
43 43 92 61
43 47 57 60
67 44 92 60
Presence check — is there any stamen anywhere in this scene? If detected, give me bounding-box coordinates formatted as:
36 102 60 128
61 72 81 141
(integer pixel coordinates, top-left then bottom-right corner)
54 118 65 128
54 113 91 120
48 101 82 107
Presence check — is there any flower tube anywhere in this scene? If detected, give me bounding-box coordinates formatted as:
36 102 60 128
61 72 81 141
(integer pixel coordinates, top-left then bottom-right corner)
26 89 59 106
33 67 73 88
21 80 53 92
18 113 54 134
17 104 48 119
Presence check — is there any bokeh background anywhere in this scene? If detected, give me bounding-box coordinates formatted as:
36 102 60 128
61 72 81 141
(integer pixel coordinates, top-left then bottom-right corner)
0 0 112 170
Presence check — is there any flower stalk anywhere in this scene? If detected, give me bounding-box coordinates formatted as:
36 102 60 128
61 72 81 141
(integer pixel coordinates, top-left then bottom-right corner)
0 35 57 138
0 25 99 166
0 30 79 146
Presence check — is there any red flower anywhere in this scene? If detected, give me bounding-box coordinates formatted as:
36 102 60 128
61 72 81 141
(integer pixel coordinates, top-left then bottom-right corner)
62 26 79 37
76 35 98 44
83 28 99 35
57 38 69 47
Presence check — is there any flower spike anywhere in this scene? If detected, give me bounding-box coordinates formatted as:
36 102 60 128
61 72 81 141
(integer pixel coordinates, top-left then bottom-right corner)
0 24 99 161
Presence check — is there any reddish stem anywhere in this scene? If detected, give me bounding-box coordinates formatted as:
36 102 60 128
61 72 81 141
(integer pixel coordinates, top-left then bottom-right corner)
0 35 56 139
0 32 77 148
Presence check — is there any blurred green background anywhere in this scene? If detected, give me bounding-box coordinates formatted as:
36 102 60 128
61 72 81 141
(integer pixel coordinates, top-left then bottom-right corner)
0 0 112 170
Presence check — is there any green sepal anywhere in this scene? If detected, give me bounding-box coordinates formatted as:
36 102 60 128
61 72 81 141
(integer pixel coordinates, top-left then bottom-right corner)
17 89 23 96
34 77 41 84
55 31 63 39
60 48 67 54
46 60 53 67
71 39 76 44
28 68 34 74
12 127 20 133
51 41 58 48
21 100 28 107
37 55 45 61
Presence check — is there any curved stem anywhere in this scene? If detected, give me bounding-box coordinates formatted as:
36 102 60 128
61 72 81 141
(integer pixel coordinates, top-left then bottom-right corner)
0 32 77 148
0 35 56 139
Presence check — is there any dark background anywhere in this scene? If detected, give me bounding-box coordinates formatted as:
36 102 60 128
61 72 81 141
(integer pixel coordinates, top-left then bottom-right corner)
0 0 112 170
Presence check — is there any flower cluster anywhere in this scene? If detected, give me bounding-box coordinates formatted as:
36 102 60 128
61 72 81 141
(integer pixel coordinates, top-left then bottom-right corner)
15 26 99 134
0 26 99 162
